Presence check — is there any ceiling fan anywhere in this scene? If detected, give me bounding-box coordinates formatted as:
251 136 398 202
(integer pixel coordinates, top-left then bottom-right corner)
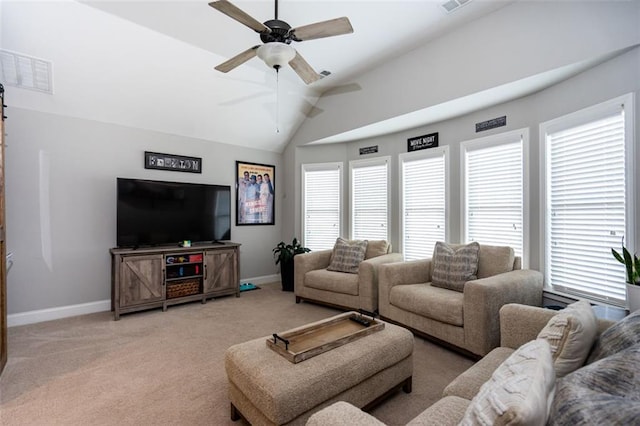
208 0 354 84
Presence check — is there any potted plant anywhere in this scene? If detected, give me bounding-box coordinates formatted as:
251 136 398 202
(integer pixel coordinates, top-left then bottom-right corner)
273 238 310 292
611 238 640 312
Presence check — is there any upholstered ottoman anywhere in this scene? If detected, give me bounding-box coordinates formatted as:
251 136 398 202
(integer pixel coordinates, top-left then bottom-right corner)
225 318 414 425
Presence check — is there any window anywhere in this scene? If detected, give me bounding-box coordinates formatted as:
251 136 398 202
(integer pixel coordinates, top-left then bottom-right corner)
400 147 448 260
541 94 634 306
461 129 528 260
350 157 389 241
302 162 342 251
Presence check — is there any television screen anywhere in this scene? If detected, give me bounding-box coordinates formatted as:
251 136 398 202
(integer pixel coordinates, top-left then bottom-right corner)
117 178 231 248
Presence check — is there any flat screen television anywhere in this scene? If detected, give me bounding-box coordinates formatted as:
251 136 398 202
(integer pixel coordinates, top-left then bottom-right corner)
117 177 231 248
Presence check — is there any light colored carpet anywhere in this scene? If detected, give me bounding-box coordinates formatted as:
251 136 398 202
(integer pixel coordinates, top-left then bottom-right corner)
0 282 474 425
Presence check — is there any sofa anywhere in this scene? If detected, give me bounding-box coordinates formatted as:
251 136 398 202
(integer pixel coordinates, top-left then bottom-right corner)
295 239 403 312
307 302 640 425
378 243 543 356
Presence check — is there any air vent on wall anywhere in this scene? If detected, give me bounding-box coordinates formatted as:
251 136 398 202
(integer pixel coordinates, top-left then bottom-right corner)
441 0 472 14
0 50 53 94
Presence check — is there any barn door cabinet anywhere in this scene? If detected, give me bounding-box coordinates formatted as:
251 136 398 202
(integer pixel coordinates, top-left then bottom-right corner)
110 243 240 320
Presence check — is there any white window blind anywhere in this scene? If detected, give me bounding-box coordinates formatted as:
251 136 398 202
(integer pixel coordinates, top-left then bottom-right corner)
302 163 342 251
351 157 389 241
400 149 447 260
543 100 629 305
463 132 524 258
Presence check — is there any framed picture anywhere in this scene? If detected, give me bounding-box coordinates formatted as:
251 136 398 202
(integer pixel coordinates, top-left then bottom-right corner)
236 161 275 226
144 151 202 173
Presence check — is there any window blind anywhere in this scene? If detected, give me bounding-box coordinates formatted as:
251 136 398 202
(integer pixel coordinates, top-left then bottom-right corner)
303 164 341 251
546 110 626 303
401 151 446 260
351 159 388 241
465 137 523 258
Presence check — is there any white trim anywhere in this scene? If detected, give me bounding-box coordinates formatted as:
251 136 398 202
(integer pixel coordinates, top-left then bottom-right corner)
8 299 111 327
349 156 391 241
242 273 280 286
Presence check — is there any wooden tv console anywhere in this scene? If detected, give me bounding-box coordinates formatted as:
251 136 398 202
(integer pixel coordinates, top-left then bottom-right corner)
110 242 240 320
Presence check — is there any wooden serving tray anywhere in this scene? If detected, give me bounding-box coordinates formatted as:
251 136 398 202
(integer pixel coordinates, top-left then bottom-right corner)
266 311 385 363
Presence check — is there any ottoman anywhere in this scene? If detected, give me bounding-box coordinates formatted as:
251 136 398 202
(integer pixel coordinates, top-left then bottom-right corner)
225 318 414 426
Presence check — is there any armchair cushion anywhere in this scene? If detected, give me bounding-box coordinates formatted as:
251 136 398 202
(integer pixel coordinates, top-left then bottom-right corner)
365 240 391 259
390 283 464 326
327 238 368 274
537 300 597 378
431 241 480 292
304 269 359 296
477 244 516 278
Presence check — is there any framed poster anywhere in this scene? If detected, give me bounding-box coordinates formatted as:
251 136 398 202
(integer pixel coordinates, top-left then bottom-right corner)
236 161 275 226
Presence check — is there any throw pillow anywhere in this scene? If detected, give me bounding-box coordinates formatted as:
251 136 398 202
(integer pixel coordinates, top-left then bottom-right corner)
537 300 598 378
548 342 640 426
326 238 368 274
460 339 556 426
587 308 640 364
431 241 480 292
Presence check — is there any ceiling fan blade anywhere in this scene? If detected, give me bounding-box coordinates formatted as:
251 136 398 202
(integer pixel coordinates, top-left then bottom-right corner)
290 17 353 41
208 1 271 34
215 46 260 73
289 51 321 85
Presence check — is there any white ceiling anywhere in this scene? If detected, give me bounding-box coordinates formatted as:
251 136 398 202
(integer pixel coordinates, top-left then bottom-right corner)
2 0 527 152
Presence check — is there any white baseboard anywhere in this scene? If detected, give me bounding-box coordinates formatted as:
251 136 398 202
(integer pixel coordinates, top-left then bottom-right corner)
8 299 111 327
8 274 281 327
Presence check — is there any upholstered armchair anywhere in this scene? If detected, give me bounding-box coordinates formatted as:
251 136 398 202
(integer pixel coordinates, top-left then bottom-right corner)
295 239 403 312
378 243 543 357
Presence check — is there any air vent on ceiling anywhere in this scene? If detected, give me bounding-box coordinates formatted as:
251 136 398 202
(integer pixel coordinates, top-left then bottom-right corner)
441 0 472 14
0 50 53 94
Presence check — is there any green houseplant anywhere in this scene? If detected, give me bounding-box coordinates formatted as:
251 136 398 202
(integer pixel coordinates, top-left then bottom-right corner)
273 238 310 292
612 238 640 311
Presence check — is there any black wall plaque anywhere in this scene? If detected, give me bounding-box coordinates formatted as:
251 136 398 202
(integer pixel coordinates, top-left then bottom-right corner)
408 132 438 152
476 116 507 132
144 151 202 173
359 145 379 155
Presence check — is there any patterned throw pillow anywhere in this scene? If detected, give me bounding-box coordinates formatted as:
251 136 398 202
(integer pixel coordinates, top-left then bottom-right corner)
431 241 480 292
327 238 368 274
548 343 640 426
460 339 556 426
587 309 640 364
537 300 598 378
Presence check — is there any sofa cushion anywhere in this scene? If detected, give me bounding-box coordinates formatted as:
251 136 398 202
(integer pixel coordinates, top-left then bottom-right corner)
364 240 390 259
431 241 480 292
407 396 470 426
476 244 515 279
537 300 597 378
305 269 359 296
460 339 556 426
587 309 640 364
548 342 640 426
327 238 368 274
389 283 464 326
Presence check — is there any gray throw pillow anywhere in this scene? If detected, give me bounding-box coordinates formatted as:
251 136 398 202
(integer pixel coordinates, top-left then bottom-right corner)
327 238 368 274
587 309 640 364
431 241 480 292
548 343 640 426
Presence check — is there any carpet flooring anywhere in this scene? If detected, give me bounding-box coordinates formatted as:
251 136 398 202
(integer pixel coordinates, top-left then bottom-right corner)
0 282 474 425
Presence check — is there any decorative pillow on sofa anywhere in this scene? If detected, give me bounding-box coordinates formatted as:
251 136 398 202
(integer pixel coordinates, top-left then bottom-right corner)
548 342 640 426
537 300 597 378
460 339 556 426
327 238 368 274
587 309 640 364
431 241 480 292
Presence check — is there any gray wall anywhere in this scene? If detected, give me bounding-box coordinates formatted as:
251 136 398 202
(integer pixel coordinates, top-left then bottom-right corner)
5 109 282 314
285 46 640 273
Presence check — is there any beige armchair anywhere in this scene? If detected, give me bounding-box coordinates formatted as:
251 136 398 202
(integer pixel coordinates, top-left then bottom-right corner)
295 240 403 312
378 244 543 356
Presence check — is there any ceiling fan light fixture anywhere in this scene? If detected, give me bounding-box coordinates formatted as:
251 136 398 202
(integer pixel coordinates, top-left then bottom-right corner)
257 42 296 70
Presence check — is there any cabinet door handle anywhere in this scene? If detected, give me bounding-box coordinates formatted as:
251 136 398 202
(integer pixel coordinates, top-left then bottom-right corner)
204 264 207 280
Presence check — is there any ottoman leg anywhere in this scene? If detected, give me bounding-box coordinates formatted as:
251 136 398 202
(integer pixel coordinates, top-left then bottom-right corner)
402 376 413 393
230 403 241 421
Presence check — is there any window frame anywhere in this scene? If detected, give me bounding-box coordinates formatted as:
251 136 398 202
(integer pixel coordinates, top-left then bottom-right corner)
349 156 391 241
398 146 450 260
460 128 530 266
